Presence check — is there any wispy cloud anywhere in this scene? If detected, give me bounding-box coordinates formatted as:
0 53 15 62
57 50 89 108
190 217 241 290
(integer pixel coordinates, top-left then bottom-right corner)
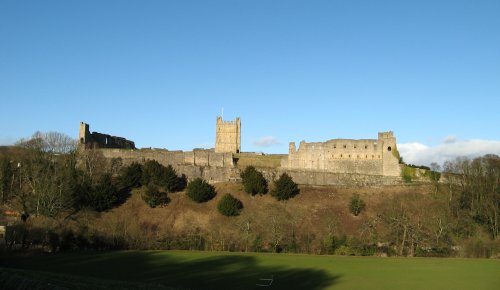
398 139 500 166
443 135 457 144
0 137 15 146
194 143 212 149
253 136 280 147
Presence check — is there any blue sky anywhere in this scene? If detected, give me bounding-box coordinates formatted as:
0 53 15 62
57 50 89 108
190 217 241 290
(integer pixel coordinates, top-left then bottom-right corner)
1 0 499 165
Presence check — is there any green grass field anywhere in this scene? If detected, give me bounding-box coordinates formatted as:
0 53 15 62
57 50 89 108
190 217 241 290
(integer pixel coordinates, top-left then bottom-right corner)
2 251 499 290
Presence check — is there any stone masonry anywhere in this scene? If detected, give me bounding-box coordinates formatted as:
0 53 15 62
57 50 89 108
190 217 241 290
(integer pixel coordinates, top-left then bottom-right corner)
79 122 135 149
80 120 402 185
282 132 400 176
215 117 241 153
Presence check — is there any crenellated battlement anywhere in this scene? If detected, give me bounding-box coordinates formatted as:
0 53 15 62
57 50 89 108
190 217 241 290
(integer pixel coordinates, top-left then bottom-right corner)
215 116 241 153
79 118 401 184
282 132 400 176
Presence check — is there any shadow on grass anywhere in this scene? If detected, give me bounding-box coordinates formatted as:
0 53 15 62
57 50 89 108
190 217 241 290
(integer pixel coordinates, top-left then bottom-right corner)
2 251 340 290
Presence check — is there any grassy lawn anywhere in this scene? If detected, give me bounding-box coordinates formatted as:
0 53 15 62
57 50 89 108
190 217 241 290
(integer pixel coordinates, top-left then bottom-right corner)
1 251 499 290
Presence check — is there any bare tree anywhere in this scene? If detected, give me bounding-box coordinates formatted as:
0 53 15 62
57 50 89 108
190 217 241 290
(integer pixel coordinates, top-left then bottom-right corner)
16 131 77 154
44 131 77 154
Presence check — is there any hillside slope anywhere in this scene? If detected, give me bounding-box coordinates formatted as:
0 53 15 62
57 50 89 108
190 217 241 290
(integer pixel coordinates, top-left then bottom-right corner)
69 182 434 253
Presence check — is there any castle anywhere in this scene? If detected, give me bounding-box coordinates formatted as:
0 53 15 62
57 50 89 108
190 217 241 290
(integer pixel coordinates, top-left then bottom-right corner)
79 122 135 149
79 117 402 185
215 117 241 154
283 132 400 176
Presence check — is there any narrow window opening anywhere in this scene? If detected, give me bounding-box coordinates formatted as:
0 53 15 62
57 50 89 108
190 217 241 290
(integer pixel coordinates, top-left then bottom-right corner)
387 146 392 151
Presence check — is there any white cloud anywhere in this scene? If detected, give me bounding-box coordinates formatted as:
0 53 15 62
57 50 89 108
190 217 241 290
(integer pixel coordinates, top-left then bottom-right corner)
193 143 212 149
253 136 280 147
443 135 457 144
398 139 500 166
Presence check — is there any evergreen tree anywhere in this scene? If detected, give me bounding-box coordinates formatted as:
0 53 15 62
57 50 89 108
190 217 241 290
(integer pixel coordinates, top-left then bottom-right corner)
186 178 216 203
271 173 299 201
142 183 169 208
240 166 268 195
217 194 243 216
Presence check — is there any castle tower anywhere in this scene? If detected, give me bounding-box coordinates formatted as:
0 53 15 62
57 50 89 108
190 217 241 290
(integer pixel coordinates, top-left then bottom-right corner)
215 116 241 153
378 131 400 176
79 122 90 145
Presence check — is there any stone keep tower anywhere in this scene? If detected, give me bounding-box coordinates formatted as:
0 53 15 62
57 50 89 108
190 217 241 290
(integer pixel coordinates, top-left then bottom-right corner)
378 131 400 176
79 122 90 145
215 117 241 153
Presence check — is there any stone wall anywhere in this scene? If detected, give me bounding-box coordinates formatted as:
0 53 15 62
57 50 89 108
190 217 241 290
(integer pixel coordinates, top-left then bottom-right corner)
215 117 241 153
100 148 234 168
276 169 403 187
98 148 236 183
79 122 135 149
282 131 400 177
81 121 403 185
97 147 402 186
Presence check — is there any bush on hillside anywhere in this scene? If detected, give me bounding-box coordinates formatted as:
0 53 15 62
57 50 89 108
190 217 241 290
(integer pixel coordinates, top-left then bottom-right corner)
186 178 216 203
240 166 268 195
163 165 184 192
141 160 165 186
75 174 119 212
142 184 170 208
271 173 299 201
119 162 143 189
349 194 366 216
217 194 243 216
141 160 185 192
402 166 416 183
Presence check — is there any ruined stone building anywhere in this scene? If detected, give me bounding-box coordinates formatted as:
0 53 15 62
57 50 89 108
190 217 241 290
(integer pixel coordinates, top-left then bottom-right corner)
79 122 135 149
79 118 402 186
282 132 400 176
215 117 241 153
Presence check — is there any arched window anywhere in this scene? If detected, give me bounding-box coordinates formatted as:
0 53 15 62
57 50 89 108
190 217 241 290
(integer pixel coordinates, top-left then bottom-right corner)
388 146 392 151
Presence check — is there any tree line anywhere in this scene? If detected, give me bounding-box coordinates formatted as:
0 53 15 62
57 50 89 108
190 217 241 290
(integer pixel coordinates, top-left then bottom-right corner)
1 132 498 257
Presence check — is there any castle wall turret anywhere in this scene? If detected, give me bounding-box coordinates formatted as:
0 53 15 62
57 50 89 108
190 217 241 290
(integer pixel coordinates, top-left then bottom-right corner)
215 117 241 153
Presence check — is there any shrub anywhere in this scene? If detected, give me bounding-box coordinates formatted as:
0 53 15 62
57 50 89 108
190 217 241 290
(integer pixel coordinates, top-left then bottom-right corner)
335 245 353 256
329 234 348 253
76 174 119 212
240 166 268 195
142 184 170 208
141 161 184 192
119 162 143 189
349 194 366 216
424 170 441 182
217 194 243 216
163 165 182 192
402 166 416 183
141 160 165 186
186 178 216 203
271 173 299 201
